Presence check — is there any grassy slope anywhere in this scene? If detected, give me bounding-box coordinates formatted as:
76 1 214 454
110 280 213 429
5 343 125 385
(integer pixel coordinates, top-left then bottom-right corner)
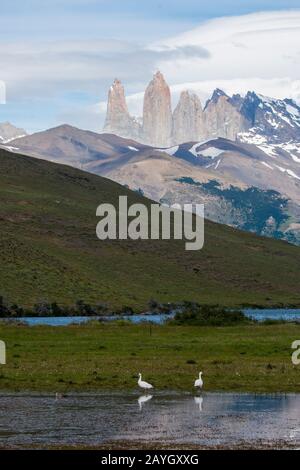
0 322 299 392
1 147 300 308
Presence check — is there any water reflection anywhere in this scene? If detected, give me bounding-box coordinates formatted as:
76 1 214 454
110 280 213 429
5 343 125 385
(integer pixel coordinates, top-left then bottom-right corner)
194 396 203 412
0 392 299 448
290 428 300 439
138 394 153 411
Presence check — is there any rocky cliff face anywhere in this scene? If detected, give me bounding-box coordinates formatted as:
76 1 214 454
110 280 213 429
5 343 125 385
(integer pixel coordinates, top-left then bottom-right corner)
102 73 300 149
102 76 250 146
204 89 249 141
103 79 141 139
172 91 205 144
142 71 172 147
239 92 300 143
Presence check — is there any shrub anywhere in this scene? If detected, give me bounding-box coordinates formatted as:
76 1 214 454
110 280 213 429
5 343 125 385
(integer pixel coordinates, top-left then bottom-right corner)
0 296 9 317
75 300 96 316
33 301 52 317
168 303 252 326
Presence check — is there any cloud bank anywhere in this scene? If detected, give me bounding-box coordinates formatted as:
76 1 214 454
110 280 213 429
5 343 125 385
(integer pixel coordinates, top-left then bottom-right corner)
93 10 300 128
1 9 300 132
0 81 6 104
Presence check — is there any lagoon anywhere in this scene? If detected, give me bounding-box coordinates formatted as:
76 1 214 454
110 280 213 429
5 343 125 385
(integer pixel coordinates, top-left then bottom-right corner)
8 308 300 326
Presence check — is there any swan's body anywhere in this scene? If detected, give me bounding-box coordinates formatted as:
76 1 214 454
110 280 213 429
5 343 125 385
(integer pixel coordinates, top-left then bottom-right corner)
194 371 203 389
138 373 153 390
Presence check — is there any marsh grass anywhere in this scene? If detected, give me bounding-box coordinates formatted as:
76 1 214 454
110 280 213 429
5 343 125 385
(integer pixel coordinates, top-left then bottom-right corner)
0 322 299 393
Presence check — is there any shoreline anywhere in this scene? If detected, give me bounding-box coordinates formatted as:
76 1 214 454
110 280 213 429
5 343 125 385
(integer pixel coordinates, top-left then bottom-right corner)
1 304 300 320
1 441 298 450
0 390 298 396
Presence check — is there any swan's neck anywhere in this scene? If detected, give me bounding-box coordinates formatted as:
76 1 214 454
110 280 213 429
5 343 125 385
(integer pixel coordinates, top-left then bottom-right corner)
199 372 202 378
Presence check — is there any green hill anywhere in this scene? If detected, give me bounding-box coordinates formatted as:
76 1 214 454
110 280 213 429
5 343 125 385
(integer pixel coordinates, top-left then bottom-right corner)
1 147 300 309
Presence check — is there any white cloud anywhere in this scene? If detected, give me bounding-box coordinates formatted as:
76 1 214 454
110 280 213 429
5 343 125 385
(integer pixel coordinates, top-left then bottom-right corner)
93 10 300 127
0 80 6 104
0 39 210 101
151 10 300 85
2 9 300 132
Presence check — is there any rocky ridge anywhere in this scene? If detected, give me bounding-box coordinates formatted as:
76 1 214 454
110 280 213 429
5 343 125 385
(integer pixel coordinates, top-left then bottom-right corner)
0 121 27 143
102 73 300 151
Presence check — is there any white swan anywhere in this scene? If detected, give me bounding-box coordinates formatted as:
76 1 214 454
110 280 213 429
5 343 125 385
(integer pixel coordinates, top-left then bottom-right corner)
194 371 203 389
138 373 153 390
138 394 153 411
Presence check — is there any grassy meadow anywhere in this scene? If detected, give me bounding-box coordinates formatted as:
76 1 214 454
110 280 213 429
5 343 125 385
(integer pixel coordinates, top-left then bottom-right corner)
0 321 299 393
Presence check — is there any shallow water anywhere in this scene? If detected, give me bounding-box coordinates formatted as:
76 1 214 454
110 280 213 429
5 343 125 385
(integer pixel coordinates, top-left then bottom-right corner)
243 308 300 321
0 392 299 448
12 314 172 326
9 308 300 326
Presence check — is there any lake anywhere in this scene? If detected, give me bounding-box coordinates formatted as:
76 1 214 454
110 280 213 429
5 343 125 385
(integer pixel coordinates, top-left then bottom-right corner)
0 392 299 449
7 308 300 326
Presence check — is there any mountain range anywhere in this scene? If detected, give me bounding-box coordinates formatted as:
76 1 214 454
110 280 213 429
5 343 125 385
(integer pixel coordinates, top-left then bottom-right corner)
7 122 300 245
2 72 300 245
103 72 300 153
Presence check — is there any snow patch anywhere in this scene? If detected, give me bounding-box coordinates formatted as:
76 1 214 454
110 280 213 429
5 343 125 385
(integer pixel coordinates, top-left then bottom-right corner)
215 159 221 170
200 147 224 158
157 145 179 156
286 103 300 118
2 145 20 152
238 132 267 146
189 140 211 157
258 145 277 157
275 164 300 180
239 132 300 162
287 169 300 180
3 134 27 144
291 154 300 164
261 161 273 170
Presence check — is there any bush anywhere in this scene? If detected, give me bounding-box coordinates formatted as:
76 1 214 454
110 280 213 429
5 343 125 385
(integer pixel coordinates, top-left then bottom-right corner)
147 299 175 314
75 300 97 316
0 296 9 317
33 301 52 317
168 303 252 326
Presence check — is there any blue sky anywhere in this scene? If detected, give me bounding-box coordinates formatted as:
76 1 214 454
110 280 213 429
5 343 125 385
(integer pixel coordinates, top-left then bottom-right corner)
0 0 300 133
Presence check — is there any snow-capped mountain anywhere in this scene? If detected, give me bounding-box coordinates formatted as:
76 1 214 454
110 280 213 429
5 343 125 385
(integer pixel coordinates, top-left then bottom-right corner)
8 124 300 245
6 82 300 246
0 122 27 144
238 92 300 164
239 92 300 143
100 136 300 245
102 73 300 156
